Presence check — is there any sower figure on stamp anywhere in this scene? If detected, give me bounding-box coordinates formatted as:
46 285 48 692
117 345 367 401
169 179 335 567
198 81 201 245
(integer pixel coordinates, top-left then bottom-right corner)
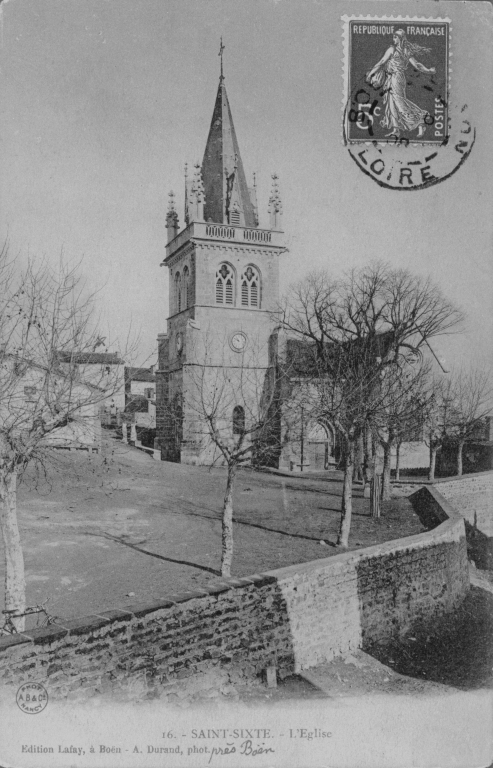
366 29 436 138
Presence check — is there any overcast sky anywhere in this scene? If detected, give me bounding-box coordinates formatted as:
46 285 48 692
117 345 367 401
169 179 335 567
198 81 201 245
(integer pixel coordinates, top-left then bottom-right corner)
1 0 492 369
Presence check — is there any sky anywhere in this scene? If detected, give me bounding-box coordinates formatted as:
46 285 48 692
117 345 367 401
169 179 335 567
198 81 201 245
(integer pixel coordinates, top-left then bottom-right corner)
0 0 492 369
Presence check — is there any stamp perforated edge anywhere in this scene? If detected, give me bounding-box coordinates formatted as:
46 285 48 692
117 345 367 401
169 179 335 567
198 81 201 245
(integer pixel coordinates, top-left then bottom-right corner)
341 14 452 147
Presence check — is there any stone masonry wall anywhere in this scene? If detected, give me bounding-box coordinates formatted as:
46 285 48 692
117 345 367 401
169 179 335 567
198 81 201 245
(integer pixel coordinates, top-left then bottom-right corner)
0 493 468 703
433 471 493 536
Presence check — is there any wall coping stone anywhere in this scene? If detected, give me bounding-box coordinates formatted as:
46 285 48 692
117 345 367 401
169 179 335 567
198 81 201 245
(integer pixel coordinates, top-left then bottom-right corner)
199 582 233 596
0 633 32 652
120 600 176 618
433 470 493 484
96 609 134 622
58 615 111 636
166 591 208 604
394 469 493 488
22 624 68 645
411 485 464 521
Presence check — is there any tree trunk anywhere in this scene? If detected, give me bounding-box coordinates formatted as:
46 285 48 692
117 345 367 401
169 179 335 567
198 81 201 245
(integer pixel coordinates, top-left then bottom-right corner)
0 471 26 631
221 464 236 577
370 473 381 518
363 426 375 489
353 432 364 482
395 442 401 482
457 440 465 476
337 439 354 548
381 441 392 501
429 444 437 482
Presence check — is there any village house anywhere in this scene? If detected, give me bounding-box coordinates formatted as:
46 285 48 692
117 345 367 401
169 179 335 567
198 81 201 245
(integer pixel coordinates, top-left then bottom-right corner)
1 352 104 452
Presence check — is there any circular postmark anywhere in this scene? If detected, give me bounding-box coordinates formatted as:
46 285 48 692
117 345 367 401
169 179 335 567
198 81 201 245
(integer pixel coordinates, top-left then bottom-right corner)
341 17 476 189
344 98 476 191
16 683 48 714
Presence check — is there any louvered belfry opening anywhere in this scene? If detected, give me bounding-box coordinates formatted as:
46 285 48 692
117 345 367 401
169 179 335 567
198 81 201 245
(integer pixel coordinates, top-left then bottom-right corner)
240 265 260 308
216 263 235 305
230 207 240 226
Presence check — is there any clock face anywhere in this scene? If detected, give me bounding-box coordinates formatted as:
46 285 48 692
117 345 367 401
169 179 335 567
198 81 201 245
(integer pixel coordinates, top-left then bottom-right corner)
230 332 247 352
176 332 183 353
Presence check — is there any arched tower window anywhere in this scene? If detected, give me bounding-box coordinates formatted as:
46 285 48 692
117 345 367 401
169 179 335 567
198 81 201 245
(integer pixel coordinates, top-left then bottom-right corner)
175 272 182 313
241 265 260 308
232 405 245 435
216 263 235 305
183 266 190 309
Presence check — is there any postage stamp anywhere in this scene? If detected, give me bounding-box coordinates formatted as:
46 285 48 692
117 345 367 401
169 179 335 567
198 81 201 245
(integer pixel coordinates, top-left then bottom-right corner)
342 16 450 145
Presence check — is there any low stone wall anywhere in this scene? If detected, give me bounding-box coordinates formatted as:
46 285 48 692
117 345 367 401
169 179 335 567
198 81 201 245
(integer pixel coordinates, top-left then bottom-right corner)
0 493 468 702
433 471 493 536
429 471 493 568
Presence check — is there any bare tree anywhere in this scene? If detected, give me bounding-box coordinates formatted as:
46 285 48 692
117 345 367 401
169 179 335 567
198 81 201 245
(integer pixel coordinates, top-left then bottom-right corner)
424 376 450 482
445 368 492 476
0 250 128 628
374 361 431 500
171 329 283 577
281 263 463 547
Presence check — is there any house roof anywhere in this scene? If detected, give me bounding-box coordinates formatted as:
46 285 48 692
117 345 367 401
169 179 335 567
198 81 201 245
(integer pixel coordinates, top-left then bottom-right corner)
285 332 396 377
125 367 156 383
2 353 105 392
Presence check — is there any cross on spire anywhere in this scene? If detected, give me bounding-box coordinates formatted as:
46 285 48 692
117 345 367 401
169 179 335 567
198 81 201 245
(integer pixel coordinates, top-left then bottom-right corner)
219 37 225 82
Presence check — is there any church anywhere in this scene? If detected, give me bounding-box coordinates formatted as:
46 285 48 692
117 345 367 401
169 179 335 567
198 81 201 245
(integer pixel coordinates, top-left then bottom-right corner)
154 53 336 469
154 56 426 473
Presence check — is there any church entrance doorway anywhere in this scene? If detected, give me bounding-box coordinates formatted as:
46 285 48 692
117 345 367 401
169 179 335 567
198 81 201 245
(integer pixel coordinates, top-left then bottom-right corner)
306 422 335 470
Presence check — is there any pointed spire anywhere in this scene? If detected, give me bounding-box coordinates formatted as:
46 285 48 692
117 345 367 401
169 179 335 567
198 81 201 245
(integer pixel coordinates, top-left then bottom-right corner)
268 174 283 230
166 191 179 242
201 74 257 227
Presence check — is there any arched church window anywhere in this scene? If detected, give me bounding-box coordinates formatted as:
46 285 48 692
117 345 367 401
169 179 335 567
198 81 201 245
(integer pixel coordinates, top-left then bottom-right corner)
183 266 190 309
175 272 182 313
232 405 245 435
216 263 235 305
240 265 260 308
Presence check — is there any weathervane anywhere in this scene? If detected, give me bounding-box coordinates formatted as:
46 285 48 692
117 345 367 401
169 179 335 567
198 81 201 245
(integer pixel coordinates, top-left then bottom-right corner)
219 37 225 82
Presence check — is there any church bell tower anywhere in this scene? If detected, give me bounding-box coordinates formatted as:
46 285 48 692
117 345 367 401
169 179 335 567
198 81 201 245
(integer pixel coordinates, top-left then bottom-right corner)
156 46 286 464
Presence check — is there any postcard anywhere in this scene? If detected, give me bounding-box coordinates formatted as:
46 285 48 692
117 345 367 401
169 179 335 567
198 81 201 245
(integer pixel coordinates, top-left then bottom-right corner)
0 1 492 767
